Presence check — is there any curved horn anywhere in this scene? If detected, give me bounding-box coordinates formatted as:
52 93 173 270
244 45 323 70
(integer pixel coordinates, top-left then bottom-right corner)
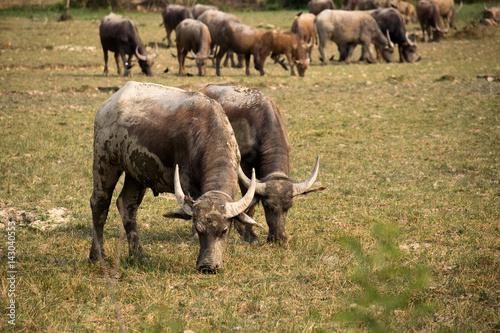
386 30 395 49
135 46 147 61
226 169 256 218
153 42 159 57
406 32 415 47
307 37 314 48
174 165 193 216
292 156 320 197
238 166 266 196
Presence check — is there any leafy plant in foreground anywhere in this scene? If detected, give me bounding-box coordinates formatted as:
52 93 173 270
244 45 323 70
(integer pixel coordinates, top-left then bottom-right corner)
337 223 433 332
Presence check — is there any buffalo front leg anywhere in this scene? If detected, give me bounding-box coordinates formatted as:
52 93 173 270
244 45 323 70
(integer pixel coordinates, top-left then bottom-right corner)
117 174 148 260
103 49 109 76
114 52 121 75
234 203 259 244
89 166 122 262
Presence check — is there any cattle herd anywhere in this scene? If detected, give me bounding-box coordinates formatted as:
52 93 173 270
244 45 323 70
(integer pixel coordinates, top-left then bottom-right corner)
92 1 498 273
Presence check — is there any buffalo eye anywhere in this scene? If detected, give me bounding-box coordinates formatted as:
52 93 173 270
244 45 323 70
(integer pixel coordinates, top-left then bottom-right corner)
219 227 229 237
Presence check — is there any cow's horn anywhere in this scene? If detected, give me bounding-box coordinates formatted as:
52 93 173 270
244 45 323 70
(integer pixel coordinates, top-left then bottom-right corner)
238 166 267 196
307 37 314 48
292 156 320 197
153 42 159 57
136 46 147 61
226 169 256 218
406 32 416 47
174 165 193 216
386 30 395 49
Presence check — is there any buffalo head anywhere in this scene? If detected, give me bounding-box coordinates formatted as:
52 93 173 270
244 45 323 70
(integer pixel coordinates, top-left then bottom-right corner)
135 43 158 76
238 156 322 242
173 165 259 273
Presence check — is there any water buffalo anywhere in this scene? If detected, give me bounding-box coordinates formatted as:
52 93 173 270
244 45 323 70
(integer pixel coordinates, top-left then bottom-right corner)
175 19 212 76
199 84 323 243
370 8 417 62
358 0 397 10
197 9 243 68
190 4 217 19
417 0 446 42
481 6 500 25
291 12 316 62
343 0 360 10
99 13 158 77
395 0 417 23
90 81 259 273
161 4 193 48
428 0 462 29
216 21 263 76
315 9 394 64
259 30 311 77
308 0 335 15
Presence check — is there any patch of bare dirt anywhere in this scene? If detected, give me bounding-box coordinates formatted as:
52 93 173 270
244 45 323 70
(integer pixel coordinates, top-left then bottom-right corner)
0 201 71 230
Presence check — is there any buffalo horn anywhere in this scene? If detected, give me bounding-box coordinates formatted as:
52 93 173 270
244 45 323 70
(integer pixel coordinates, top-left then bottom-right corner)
174 165 193 216
226 168 257 218
238 213 265 228
406 32 416 47
386 30 395 49
292 155 320 197
153 42 158 57
135 46 147 61
238 166 267 196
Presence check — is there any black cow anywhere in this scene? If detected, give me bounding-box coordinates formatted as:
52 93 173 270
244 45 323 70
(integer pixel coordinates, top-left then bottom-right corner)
161 4 193 48
99 13 158 77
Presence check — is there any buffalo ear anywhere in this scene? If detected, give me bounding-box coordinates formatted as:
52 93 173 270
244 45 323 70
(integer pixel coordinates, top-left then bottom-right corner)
296 182 326 196
163 208 192 220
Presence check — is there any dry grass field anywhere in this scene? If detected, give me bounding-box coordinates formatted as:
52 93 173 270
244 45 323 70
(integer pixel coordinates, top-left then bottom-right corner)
0 4 499 332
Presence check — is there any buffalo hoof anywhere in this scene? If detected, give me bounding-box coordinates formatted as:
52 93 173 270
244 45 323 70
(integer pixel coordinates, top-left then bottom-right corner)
198 266 218 274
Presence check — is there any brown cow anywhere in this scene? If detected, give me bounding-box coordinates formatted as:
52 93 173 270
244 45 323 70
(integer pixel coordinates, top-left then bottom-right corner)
175 19 212 76
395 1 417 23
216 21 263 76
190 4 217 19
291 12 316 62
482 6 500 24
417 0 446 42
90 81 259 273
428 0 462 29
259 30 311 77
308 0 335 15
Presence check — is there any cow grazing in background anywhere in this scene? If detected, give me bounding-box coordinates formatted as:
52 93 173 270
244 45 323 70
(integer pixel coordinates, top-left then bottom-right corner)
343 0 360 10
417 0 446 42
216 21 263 76
259 30 311 77
315 9 394 64
308 0 335 15
481 6 500 25
199 84 323 243
99 13 158 77
370 8 417 62
175 19 212 76
358 0 397 10
161 4 193 48
190 4 217 19
291 12 316 62
197 9 243 68
395 0 417 23
90 81 259 273
428 0 462 29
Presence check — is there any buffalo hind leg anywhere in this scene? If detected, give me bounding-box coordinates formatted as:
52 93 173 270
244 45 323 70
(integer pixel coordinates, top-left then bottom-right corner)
89 166 123 262
117 174 148 260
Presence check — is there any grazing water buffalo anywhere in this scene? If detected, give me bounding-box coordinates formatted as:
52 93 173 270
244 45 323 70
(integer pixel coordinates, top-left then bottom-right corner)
343 0 361 10
428 0 462 29
291 12 316 62
308 0 335 15
358 0 397 10
199 84 323 243
417 0 446 42
99 13 158 77
481 6 500 25
216 21 263 76
197 9 243 68
175 19 212 76
90 81 259 273
315 9 394 64
161 4 193 48
370 8 417 62
190 4 217 19
395 0 417 23
259 30 311 77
